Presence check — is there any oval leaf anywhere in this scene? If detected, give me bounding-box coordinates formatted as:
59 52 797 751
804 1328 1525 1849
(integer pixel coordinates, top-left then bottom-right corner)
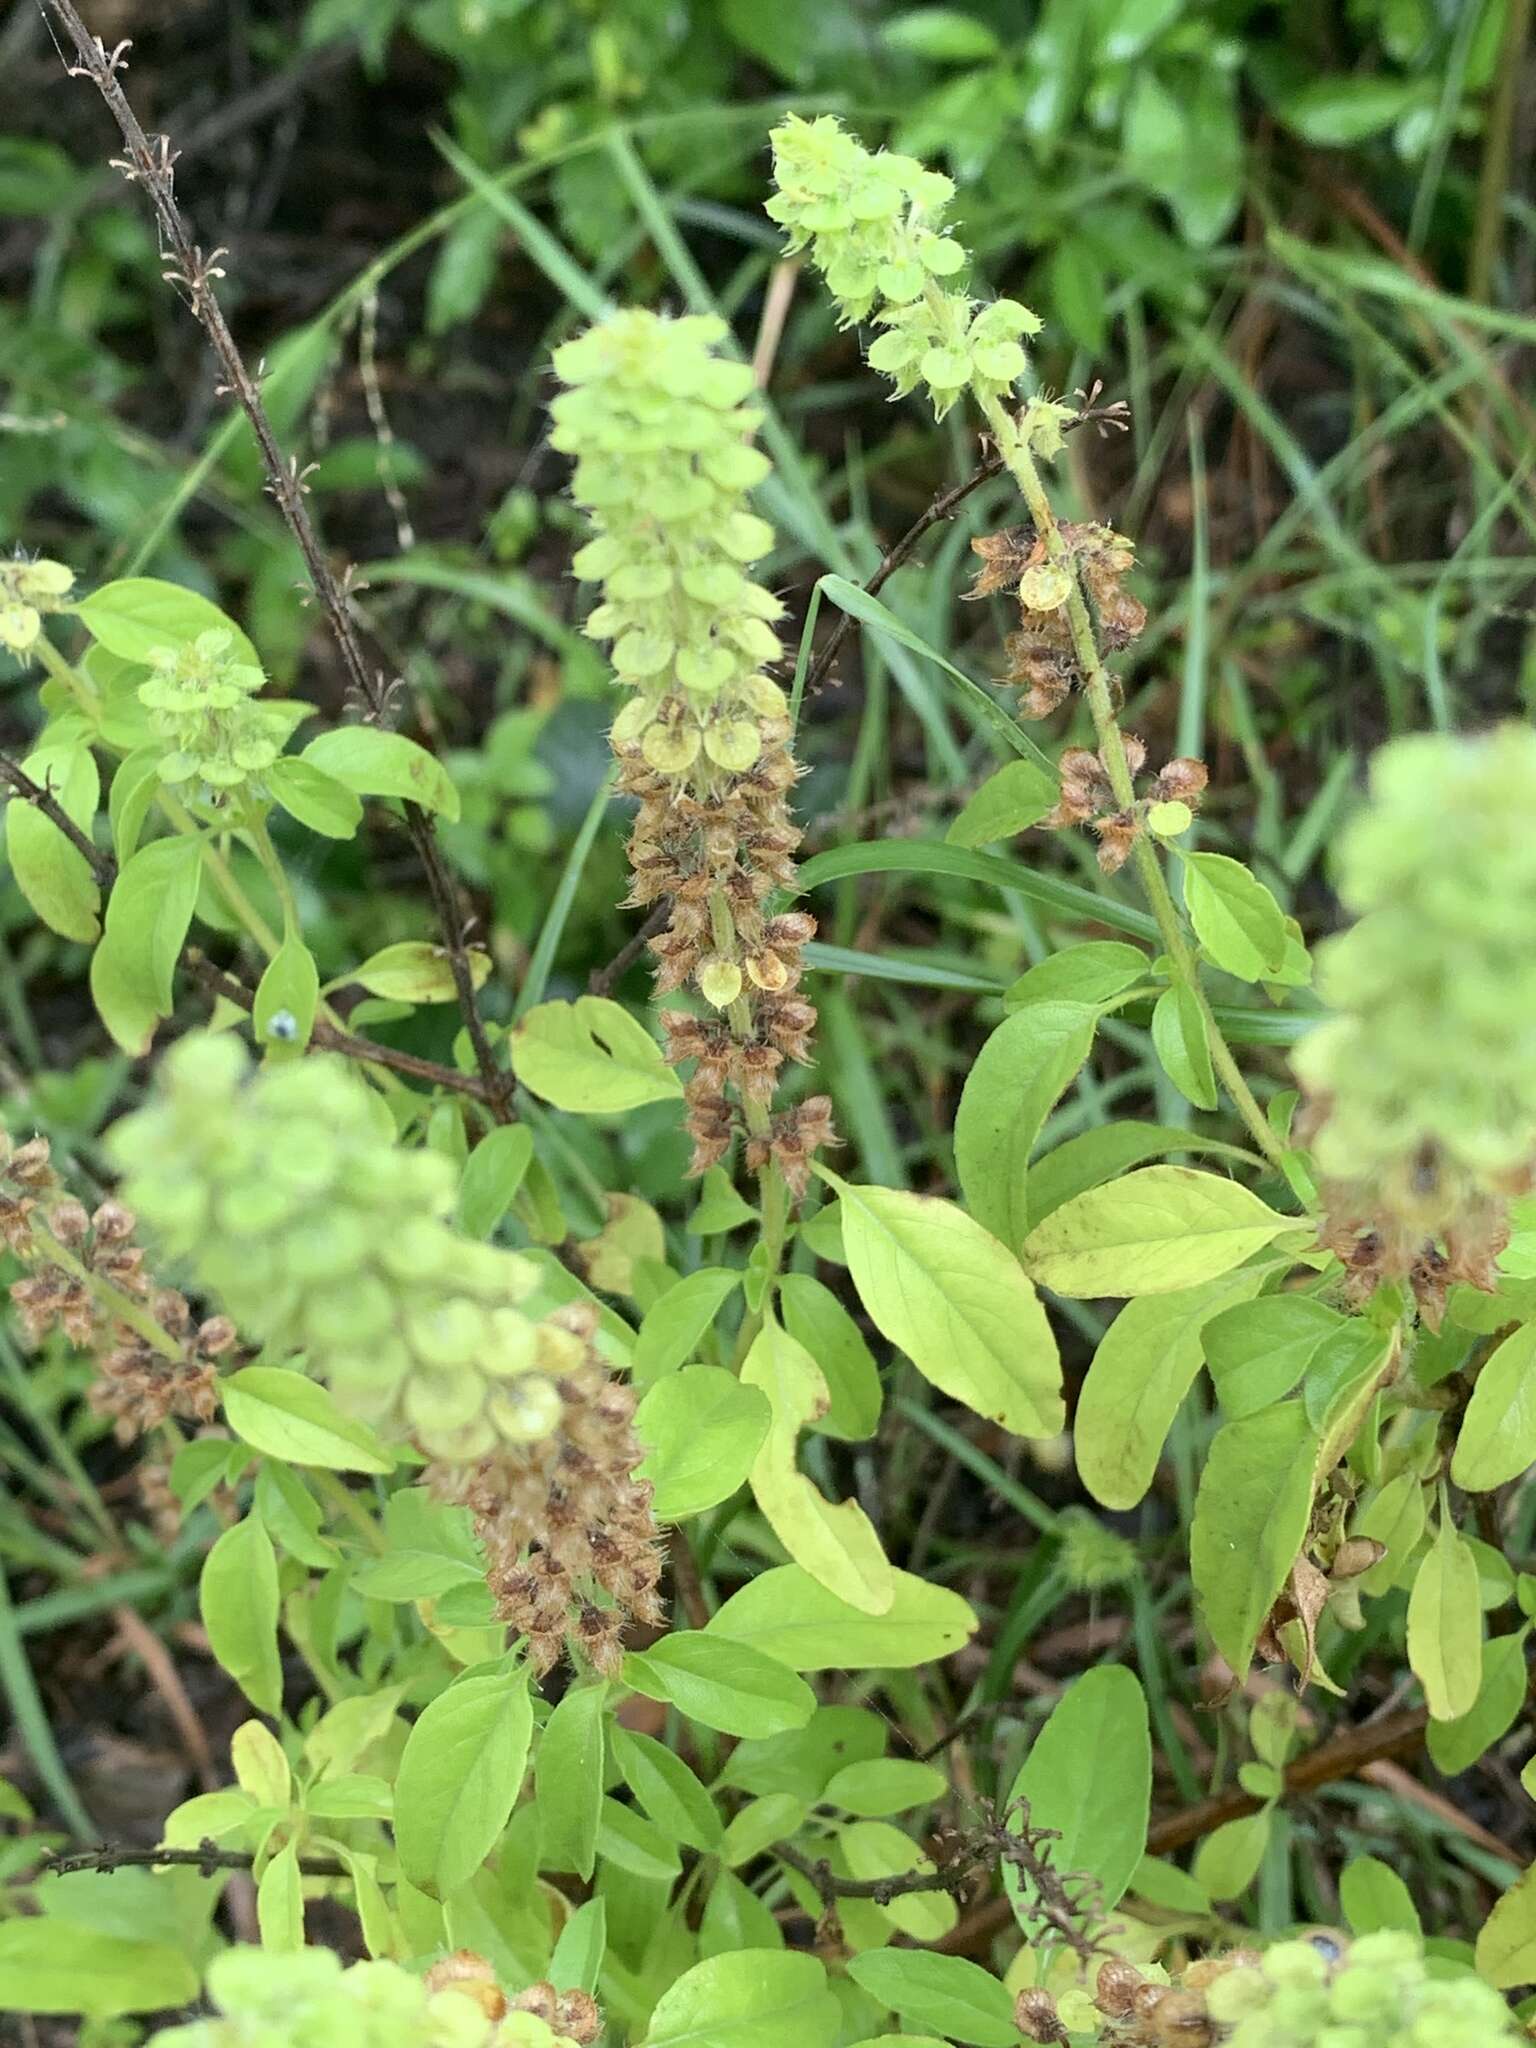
1022 1166 1295 1298
512 995 682 1112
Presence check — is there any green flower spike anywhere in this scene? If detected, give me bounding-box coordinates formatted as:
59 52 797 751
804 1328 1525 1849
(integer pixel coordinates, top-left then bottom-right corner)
0 555 74 657
137 628 302 793
767 112 1040 421
1206 1931 1521 2048
1294 724 1536 1308
147 1948 591 2048
107 1035 576 1461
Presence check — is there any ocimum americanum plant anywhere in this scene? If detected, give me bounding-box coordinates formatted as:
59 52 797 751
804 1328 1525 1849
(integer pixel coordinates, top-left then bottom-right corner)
3 12 1536 2033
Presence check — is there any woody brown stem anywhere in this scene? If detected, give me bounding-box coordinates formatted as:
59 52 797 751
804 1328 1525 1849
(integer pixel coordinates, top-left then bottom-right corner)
0 750 115 886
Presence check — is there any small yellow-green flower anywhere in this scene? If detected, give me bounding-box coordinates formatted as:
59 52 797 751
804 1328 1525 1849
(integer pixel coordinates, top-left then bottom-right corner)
0 556 74 657
137 629 301 793
768 114 1039 421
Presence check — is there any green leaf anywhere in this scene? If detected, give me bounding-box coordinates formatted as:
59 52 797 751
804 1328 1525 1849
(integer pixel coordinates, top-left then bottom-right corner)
1021 1166 1295 1298
344 939 492 1003
636 1365 770 1521
826 1172 1063 1437
511 995 682 1112
881 7 1000 59
75 577 261 672
0 1922 198 2019
223 1366 393 1472
1026 1121 1254 1225
257 1840 304 1951
1193 1812 1270 1901
1203 1295 1345 1420
1151 983 1217 1110
1407 1515 1483 1722
266 755 361 838
456 1125 535 1239
200 1512 282 1715
302 725 460 820
1426 1630 1529 1777
955 1002 1097 1246
945 758 1057 846
4 736 100 942
624 1632 816 1738
612 1725 724 1854
633 1268 742 1387
741 1321 894 1614
1191 1400 1318 1677
253 934 319 1052
846 1951 1015 2048
1477 1861 1536 1988
90 835 202 1054
535 1682 606 1880
108 746 163 867
395 1663 533 1896
1339 1854 1422 1937
1272 74 1424 147
1452 1323 1536 1492
1076 1269 1267 1509
778 1273 881 1440
598 1795 681 1881
644 1951 840 2048
1182 853 1288 982
350 1487 484 1600
797 834 1157 943
1004 1668 1150 1926
824 1758 948 1818
305 1687 405 1781
707 1564 976 1672
550 1896 606 1995
1004 941 1148 1010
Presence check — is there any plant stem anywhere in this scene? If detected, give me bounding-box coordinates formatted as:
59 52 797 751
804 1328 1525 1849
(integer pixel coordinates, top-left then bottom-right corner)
28 1222 185 1363
31 632 99 714
977 392 1287 1172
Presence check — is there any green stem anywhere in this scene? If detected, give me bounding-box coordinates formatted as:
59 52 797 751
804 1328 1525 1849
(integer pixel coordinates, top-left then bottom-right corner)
977 392 1287 1172
28 1222 185 1363
32 632 99 714
243 808 303 942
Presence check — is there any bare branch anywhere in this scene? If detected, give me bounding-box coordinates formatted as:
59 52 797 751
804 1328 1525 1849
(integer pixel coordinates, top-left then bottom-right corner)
40 1839 347 1881
0 751 115 885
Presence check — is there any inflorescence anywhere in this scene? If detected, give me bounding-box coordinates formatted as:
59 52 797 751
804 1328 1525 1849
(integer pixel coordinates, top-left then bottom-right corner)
551 308 834 1195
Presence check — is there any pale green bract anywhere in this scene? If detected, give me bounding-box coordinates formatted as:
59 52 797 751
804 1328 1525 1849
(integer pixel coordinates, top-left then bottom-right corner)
136 628 302 794
146 1948 580 2048
767 113 1040 422
1206 1930 1521 2046
550 308 787 773
107 1034 574 1459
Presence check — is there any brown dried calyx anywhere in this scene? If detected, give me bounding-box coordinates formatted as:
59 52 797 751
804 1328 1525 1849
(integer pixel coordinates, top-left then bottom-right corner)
422 1952 603 2043
1 1129 230 1436
968 520 1147 720
1087 1952 1260 2046
428 1303 664 1678
617 717 836 1192
1044 740 1208 874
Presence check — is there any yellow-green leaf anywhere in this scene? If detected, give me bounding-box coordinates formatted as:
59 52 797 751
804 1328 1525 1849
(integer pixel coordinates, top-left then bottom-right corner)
823 1171 1062 1437
741 1321 893 1615
1022 1166 1295 1297
1407 1513 1482 1721
1452 1322 1536 1492
511 996 682 1113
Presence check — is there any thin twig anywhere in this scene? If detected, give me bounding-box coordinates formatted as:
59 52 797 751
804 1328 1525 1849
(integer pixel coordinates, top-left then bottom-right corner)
40 0 512 1122
0 751 115 885
801 452 1006 699
588 900 670 996
775 1835 987 1909
40 1839 347 1880
183 951 497 1101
